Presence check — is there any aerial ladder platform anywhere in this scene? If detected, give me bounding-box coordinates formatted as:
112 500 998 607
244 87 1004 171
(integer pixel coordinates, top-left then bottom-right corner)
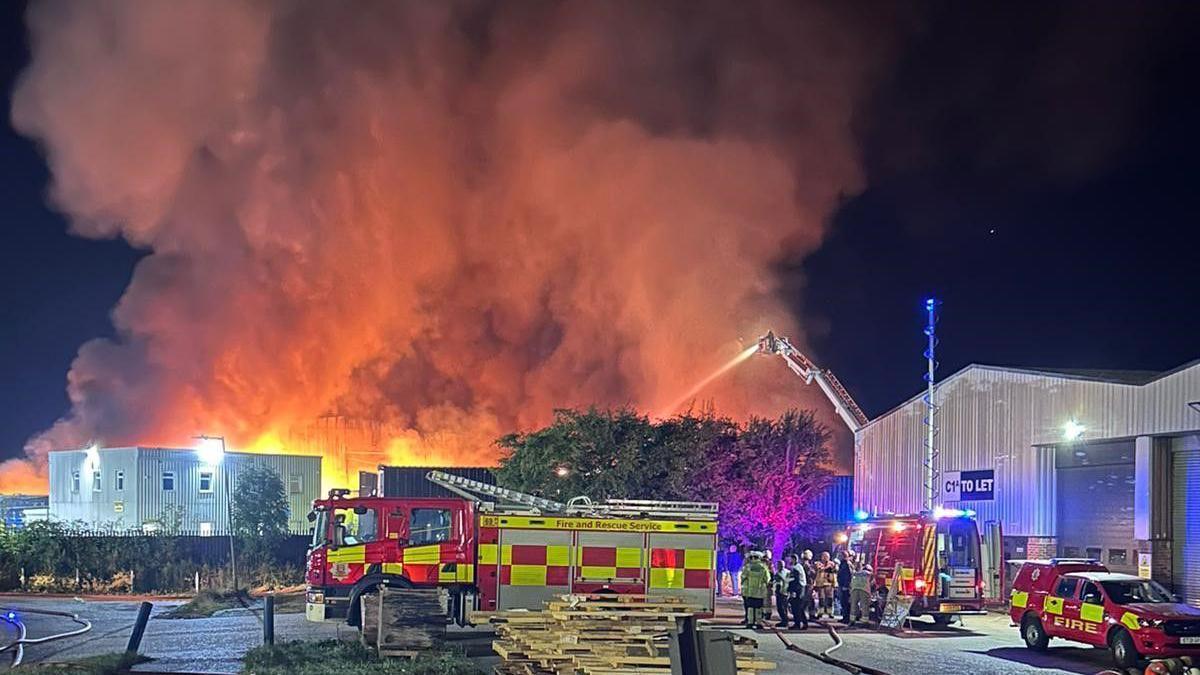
756 331 870 432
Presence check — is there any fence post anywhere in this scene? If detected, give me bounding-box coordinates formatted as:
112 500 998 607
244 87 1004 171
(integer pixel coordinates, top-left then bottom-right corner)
125 601 153 657
263 594 275 645
130 569 135 594
195 571 200 593
19 567 25 590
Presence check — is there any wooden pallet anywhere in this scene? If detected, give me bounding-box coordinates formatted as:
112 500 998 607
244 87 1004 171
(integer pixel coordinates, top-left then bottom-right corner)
361 586 447 656
489 594 774 675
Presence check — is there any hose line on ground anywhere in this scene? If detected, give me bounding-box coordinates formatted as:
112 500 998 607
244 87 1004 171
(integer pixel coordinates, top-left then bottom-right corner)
0 606 93 668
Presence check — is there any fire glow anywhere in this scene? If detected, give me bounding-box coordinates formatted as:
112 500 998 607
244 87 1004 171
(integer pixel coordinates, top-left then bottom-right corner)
659 345 760 418
1 2 879 493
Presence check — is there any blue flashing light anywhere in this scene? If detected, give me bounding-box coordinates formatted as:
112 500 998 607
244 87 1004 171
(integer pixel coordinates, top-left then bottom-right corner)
5 611 15 621
925 297 937 310
853 509 870 522
932 506 976 519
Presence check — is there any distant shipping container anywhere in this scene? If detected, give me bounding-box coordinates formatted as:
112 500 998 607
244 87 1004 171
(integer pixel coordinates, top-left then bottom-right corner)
812 475 854 524
377 466 496 499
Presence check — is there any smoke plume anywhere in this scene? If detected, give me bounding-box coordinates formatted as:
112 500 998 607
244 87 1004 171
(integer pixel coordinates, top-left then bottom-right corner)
6 0 886 490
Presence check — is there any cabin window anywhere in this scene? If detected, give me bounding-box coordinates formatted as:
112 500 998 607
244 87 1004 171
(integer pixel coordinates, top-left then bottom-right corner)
410 509 452 546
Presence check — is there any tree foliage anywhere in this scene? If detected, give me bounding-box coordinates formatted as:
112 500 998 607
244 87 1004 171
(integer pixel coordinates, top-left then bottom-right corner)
496 407 833 552
231 463 290 563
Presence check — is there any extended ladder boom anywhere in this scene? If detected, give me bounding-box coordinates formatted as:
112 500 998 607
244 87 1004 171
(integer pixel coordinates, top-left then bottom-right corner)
757 331 869 432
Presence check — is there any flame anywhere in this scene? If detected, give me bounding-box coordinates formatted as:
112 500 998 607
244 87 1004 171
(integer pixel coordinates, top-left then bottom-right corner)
2 2 880 493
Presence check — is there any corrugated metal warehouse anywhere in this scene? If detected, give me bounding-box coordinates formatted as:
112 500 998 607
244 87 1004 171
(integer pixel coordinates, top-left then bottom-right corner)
48 446 321 534
855 359 1200 604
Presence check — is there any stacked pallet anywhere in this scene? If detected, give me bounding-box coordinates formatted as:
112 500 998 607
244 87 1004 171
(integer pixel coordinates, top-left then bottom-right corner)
361 586 447 657
488 594 774 675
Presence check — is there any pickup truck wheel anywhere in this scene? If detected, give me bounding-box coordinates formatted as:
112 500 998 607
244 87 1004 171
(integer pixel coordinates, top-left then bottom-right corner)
1021 614 1049 651
1109 628 1140 670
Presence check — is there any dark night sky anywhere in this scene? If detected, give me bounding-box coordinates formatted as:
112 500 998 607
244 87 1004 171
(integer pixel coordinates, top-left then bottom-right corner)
2 1 1198 458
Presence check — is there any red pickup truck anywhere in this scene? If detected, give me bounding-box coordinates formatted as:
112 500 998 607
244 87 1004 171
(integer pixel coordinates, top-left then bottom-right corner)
1010 559 1200 668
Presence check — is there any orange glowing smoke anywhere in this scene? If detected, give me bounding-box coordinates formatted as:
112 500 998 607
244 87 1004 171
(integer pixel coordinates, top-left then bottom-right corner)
660 344 759 418
3 1 890 492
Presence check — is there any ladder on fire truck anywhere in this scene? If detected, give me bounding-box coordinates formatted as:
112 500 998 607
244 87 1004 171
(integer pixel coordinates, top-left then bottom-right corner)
757 331 869 432
426 471 718 520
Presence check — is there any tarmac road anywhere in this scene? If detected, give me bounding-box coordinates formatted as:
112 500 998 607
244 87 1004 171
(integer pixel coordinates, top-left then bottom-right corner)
2 594 1128 674
711 597 1119 674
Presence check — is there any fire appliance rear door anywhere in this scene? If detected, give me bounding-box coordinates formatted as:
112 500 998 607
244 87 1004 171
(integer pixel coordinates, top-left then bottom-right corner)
647 532 716 612
575 531 645 586
1172 444 1200 606
496 528 572 610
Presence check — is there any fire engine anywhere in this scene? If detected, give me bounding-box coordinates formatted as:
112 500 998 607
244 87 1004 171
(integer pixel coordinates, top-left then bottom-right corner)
845 508 986 625
304 471 719 626
1010 558 1200 668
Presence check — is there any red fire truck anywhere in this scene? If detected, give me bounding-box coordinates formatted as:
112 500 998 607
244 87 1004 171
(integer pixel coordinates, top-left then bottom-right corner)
845 508 986 625
304 472 719 625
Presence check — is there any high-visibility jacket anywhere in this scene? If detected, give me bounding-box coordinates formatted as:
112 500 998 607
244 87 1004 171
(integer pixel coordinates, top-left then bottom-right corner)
740 560 771 599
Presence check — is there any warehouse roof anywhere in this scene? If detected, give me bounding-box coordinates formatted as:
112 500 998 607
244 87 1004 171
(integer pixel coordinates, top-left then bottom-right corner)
973 365 1161 385
861 357 1200 428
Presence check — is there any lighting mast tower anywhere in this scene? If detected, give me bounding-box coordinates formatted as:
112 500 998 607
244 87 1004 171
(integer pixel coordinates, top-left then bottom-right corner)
923 298 941 511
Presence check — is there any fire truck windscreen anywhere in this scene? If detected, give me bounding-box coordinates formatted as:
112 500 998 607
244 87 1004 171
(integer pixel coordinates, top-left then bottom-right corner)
1101 579 1174 605
310 509 328 548
939 519 980 568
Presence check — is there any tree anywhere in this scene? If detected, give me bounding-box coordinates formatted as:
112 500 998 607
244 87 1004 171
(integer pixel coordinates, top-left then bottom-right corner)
497 408 677 501
697 410 833 557
495 407 833 556
231 463 290 563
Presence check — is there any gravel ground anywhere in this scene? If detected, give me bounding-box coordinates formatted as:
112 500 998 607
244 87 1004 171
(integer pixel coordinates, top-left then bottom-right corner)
0 595 344 673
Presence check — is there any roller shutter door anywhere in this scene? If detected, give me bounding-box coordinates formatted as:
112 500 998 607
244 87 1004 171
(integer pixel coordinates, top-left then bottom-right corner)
1173 448 1200 607
1057 462 1135 573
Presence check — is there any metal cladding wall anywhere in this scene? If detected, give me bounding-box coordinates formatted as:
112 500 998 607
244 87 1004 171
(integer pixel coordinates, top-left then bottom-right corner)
379 466 496 499
49 447 141 528
855 361 1200 538
49 447 320 534
136 449 320 534
811 475 854 523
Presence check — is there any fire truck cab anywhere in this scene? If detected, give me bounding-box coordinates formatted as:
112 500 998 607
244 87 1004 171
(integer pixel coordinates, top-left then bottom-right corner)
846 508 985 624
1010 559 1200 668
304 473 719 626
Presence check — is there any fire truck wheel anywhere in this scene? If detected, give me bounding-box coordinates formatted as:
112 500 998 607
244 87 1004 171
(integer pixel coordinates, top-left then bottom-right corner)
1108 628 1140 670
1021 614 1049 651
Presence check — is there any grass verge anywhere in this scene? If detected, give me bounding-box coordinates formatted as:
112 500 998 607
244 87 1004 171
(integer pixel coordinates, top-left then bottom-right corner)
242 640 481 675
15 652 150 674
159 588 251 618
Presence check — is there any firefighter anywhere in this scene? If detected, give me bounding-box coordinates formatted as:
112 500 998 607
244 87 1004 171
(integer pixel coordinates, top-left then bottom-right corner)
786 553 809 630
815 551 836 619
837 550 853 624
849 562 873 626
771 558 791 628
800 549 817 623
740 551 771 629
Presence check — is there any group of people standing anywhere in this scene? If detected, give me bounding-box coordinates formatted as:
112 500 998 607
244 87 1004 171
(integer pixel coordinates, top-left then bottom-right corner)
733 547 877 630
